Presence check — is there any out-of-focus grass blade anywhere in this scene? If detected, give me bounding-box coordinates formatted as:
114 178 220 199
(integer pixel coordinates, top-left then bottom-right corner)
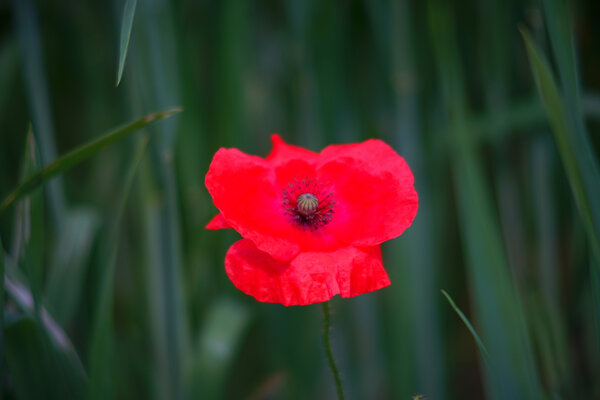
135 2 187 398
0 240 4 368
185 299 251 399
376 0 445 397
0 108 181 216
4 263 87 392
215 0 248 147
45 209 98 325
116 0 137 86
521 28 600 265
17 128 44 310
530 138 571 393
441 290 489 363
0 39 19 132
475 97 545 143
583 94 600 120
439 93 600 150
4 316 86 399
541 0 582 122
429 4 544 399
142 190 187 400
531 139 560 306
591 260 600 357
13 0 66 225
529 294 570 394
88 135 149 400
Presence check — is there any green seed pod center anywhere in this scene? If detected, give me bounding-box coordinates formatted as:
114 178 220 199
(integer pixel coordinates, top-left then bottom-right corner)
296 193 319 216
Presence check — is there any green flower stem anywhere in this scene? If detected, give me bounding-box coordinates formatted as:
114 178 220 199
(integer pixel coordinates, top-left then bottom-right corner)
321 301 345 400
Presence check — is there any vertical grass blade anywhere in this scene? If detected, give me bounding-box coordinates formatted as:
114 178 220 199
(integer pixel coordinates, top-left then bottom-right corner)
531 139 560 306
116 0 137 87
0 39 19 129
12 0 66 226
134 2 187 397
44 209 98 325
521 29 600 265
531 138 573 394
429 4 544 399
376 0 445 397
216 0 248 147
88 135 149 400
185 299 251 399
591 260 600 354
142 191 186 400
15 128 44 311
541 0 583 124
0 239 4 372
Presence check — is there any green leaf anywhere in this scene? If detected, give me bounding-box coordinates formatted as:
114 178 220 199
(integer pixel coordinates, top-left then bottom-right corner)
441 290 489 363
521 28 600 265
116 0 137 86
0 108 182 216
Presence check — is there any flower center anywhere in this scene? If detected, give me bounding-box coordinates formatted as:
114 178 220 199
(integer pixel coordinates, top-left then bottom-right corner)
296 193 319 216
282 178 335 231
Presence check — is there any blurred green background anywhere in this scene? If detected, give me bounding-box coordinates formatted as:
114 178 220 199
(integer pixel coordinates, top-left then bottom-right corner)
1 0 600 399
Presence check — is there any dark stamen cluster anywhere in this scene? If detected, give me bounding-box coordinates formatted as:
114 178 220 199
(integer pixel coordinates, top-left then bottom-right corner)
282 177 335 231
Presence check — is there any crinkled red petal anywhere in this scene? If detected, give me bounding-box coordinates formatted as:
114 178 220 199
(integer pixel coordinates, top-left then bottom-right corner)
316 140 418 246
206 213 232 230
205 148 340 260
224 239 390 306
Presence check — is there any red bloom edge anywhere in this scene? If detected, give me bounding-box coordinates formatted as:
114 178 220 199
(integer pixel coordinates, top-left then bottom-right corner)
225 239 390 306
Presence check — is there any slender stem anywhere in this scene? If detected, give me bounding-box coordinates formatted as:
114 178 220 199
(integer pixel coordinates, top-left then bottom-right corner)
321 301 345 400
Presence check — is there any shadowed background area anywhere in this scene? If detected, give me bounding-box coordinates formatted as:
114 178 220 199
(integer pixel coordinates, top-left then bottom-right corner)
1 0 600 399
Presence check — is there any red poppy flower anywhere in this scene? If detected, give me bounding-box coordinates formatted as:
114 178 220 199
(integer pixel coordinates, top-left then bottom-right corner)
205 135 418 306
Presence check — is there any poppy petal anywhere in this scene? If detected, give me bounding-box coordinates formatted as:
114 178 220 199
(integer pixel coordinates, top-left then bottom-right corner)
319 139 413 181
206 213 232 230
225 239 389 306
205 148 300 260
266 134 318 166
206 148 340 260
317 145 418 247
